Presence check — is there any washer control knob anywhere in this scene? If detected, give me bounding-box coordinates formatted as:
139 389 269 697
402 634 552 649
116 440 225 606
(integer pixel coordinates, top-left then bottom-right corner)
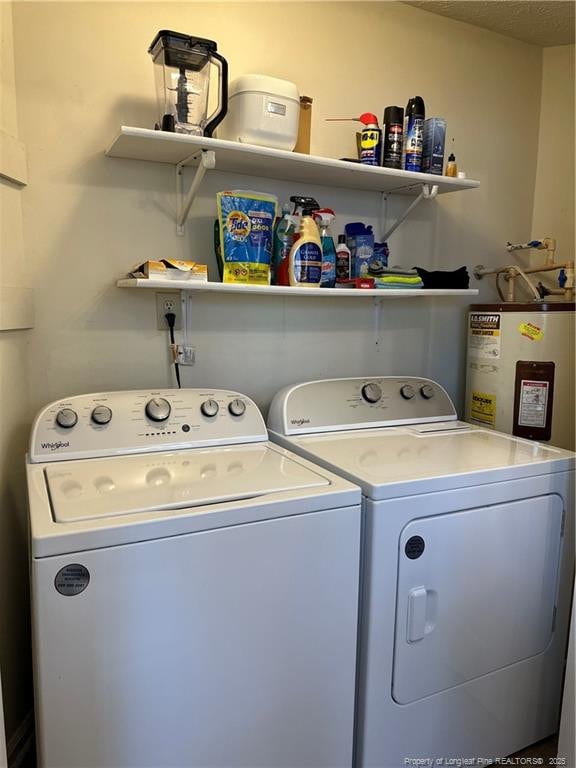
91 405 112 425
361 382 382 404
228 399 246 417
56 408 78 429
201 399 219 418
145 397 171 422
400 384 416 400
420 384 435 400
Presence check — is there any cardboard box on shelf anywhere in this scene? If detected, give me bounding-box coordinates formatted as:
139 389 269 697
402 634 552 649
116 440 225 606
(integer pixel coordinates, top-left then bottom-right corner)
129 260 208 281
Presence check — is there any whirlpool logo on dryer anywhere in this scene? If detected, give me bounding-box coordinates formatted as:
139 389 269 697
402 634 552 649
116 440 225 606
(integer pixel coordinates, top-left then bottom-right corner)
290 418 311 427
41 441 70 451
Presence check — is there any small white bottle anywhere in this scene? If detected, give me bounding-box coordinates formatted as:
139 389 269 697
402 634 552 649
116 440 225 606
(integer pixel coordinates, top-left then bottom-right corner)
335 234 352 282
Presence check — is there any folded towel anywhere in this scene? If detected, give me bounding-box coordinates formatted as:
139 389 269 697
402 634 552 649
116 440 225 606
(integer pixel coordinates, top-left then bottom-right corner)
375 275 423 285
375 281 423 289
379 266 420 276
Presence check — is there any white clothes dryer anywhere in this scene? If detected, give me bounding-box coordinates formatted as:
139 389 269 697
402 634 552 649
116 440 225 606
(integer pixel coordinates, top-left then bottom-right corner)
268 376 575 767
27 389 362 768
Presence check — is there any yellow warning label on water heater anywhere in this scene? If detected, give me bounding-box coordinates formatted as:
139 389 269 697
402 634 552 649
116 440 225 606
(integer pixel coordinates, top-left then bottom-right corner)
470 391 497 428
518 321 544 341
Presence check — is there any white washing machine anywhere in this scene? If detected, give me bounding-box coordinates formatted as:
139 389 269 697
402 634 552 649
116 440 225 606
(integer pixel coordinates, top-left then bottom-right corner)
268 377 575 767
27 388 362 768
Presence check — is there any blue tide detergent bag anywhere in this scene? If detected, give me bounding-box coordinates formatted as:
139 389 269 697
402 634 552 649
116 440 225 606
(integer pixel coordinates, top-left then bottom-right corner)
217 190 278 284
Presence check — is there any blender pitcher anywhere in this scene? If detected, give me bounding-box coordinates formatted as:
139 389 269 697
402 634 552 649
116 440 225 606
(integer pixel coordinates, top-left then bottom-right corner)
149 31 228 137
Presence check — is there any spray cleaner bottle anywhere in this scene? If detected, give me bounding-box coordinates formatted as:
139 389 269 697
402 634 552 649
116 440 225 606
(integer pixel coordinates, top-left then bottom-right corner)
275 196 318 285
313 208 337 288
289 202 322 287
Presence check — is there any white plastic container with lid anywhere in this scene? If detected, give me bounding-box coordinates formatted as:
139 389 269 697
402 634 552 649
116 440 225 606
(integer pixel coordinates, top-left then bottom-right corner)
218 74 300 151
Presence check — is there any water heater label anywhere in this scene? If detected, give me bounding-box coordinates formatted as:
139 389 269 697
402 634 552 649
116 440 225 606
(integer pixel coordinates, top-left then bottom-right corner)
470 391 497 428
518 321 544 342
518 380 549 428
469 313 501 359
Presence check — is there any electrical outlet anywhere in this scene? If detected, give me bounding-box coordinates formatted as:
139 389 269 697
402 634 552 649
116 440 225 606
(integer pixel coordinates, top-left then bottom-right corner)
156 293 182 330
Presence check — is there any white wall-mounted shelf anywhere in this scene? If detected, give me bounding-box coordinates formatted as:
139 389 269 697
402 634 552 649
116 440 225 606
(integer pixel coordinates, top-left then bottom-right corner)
118 279 478 346
117 278 478 300
107 127 479 195
106 127 480 234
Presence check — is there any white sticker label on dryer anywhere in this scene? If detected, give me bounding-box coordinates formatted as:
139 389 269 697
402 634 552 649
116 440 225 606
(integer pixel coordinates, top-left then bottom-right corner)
518 380 549 428
469 313 501 359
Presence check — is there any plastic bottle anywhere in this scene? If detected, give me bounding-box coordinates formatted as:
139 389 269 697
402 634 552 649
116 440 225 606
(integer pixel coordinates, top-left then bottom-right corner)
382 106 404 169
359 113 382 166
446 153 457 177
403 96 425 172
313 209 337 288
273 203 298 286
336 235 352 282
289 204 322 287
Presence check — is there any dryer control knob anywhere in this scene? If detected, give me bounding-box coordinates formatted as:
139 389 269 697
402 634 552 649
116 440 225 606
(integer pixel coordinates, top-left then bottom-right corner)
91 405 112 425
56 408 78 429
228 399 246 417
145 397 171 422
362 383 382 403
400 384 416 400
201 399 219 418
420 384 435 400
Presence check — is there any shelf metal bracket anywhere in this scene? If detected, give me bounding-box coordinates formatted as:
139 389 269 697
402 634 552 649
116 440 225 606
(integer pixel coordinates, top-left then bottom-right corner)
176 149 216 235
373 297 382 345
381 183 438 242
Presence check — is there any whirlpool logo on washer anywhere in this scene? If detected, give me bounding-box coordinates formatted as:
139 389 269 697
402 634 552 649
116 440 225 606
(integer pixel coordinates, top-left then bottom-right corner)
290 418 310 427
41 440 70 451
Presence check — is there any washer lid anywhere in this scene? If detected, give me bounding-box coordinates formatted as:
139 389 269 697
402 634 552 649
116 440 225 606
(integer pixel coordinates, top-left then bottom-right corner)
45 444 329 523
284 424 574 499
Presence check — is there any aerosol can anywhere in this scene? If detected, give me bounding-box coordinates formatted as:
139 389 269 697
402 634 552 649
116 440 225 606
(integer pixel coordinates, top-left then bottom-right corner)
326 112 382 165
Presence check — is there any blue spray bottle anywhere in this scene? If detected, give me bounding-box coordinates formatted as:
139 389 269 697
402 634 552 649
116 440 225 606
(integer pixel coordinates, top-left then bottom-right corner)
313 208 337 288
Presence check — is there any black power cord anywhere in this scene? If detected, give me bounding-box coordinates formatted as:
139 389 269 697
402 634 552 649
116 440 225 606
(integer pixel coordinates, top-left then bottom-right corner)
165 312 181 389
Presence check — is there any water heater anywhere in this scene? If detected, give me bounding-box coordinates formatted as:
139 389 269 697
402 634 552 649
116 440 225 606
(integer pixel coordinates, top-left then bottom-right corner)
465 303 575 450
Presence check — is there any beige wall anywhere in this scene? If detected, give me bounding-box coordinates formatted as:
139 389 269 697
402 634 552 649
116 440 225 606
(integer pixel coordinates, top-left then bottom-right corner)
531 45 575 285
0 1 33 748
11 1 543 417
3 0 554 742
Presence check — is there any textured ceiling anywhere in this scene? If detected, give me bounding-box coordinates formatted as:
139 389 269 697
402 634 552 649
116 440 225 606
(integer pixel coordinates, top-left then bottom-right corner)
403 1 575 46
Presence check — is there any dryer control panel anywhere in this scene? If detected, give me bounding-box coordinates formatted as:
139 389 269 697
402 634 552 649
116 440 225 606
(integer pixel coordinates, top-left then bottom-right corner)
267 377 457 435
30 389 267 463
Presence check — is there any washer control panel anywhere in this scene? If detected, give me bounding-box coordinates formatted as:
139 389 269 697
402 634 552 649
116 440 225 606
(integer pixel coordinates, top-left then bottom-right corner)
30 389 267 463
267 377 457 435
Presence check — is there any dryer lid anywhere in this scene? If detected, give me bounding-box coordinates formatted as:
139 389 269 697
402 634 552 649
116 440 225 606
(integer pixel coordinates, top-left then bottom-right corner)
45 443 330 523
286 425 574 499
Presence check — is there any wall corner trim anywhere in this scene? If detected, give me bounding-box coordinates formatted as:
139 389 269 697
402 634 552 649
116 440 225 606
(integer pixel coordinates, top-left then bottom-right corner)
0 130 27 186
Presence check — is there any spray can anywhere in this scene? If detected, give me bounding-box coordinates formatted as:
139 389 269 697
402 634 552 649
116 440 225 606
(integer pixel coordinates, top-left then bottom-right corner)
403 96 425 172
382 106 404 169
359 113 382 166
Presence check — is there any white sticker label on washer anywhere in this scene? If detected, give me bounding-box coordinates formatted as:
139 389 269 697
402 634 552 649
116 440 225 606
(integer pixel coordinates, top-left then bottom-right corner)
469 313 501 359
518 380 549 428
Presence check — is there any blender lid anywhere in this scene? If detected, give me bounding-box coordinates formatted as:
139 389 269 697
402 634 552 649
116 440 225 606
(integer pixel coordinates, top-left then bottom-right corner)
148 30 219 68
